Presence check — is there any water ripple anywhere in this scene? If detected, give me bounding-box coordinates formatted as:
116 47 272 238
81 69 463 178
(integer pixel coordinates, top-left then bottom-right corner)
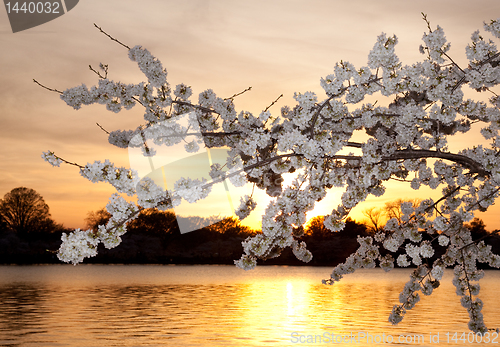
0 265 499 346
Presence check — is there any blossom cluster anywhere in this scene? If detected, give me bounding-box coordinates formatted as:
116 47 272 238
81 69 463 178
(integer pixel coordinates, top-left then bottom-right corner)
41 151 62 167
56 195 141 265
57 229 99 264
42 15 500 333
235 195 257 220
79 160 139 196
128 45 168 88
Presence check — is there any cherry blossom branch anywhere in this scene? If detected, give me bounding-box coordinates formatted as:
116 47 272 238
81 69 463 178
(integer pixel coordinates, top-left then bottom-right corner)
39 14 500 333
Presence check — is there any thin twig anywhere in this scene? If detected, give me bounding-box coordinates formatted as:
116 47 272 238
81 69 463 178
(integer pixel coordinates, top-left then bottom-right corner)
465 186 500 212
442 51 465 74
224 86 252 101
33 79 63 94
93 23 130 50
171 100 218 114
89 64 108 79
53 155 85 169
479 51 500 67
96 122 110 134
264 94 283 112
422 12 432 32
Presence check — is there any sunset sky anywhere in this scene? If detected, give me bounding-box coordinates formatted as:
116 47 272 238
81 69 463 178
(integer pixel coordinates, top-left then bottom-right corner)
1 0 500 231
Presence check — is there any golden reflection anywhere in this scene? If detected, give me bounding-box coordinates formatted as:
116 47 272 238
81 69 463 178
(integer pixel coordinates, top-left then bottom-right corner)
2 266 500 346
227 268 500 345
232 277 312 344
286 282 294 317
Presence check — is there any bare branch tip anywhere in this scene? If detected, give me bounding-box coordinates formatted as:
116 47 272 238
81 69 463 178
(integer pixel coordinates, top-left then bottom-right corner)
33 79 63 94
93 23 130 50
264 93 283 112
96 122 110 134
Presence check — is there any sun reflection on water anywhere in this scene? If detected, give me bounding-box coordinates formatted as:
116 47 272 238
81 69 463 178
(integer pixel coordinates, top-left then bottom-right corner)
0 265 500 346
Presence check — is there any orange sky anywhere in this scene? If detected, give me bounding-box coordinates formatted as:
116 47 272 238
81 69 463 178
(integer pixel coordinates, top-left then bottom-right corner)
1 0 500 231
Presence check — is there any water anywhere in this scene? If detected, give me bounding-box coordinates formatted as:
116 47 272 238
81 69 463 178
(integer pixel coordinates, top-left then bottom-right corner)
0 265 499 346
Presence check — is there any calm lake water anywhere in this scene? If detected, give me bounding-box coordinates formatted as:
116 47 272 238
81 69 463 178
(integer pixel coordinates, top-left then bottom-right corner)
0 265 499 346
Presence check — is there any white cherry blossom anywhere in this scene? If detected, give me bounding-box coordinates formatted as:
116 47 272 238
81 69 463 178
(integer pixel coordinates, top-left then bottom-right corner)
41 15 500 333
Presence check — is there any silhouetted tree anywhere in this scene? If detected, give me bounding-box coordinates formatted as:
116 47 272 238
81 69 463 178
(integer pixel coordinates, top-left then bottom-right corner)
0 187 53 234
86 207 180 237
384 198 421 224
305 216 368 239
362 207 384 233
341 218 370 238
0 215 7 234
127 208 179 236
465 218 489 240
305 216 333 239
205 216 257 237
85 207 112 232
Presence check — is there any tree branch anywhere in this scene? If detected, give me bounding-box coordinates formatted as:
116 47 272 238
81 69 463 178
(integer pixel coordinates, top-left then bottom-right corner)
93 23 130 50
33 79 62 94
224 86 252 101
382 149 487 176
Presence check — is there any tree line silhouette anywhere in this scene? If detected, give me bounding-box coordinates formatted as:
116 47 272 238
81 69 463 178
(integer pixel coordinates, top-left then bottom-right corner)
1 186 499 267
